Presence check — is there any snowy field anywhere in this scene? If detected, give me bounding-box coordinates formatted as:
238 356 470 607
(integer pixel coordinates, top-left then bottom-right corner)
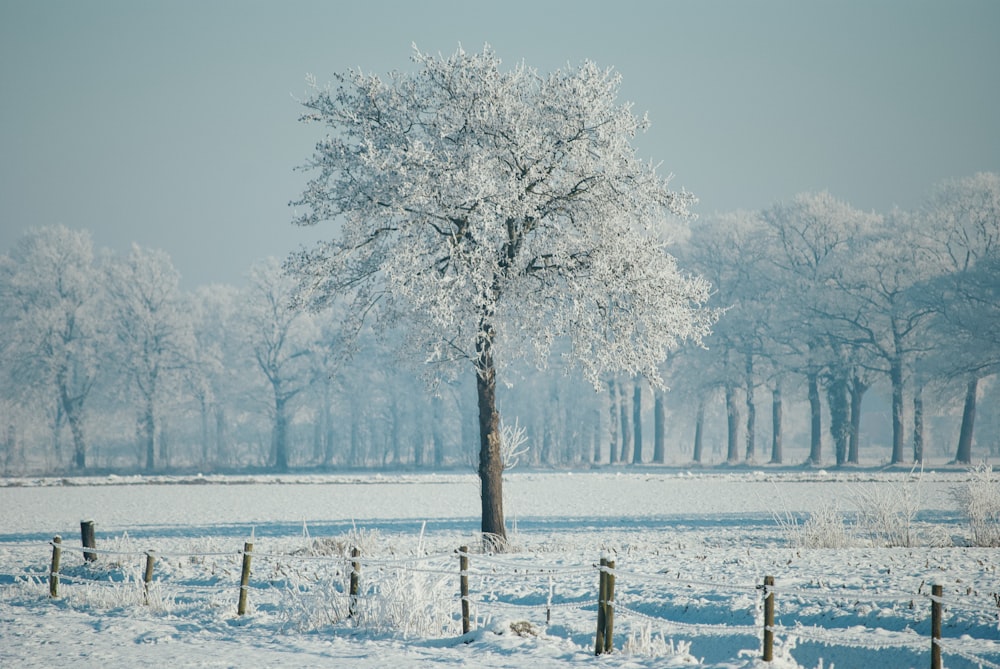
1 468 998 668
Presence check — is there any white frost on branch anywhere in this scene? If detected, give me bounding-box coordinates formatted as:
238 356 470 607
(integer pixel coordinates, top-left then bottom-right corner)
286 45 716 387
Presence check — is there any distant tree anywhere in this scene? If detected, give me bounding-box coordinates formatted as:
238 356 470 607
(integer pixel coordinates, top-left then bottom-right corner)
825 211 937 465
917 172 1000 463
286 46 714 543
682 210 775 464
105 244 195 471
187 283 243 467
243 259 317 472
0 226 104 469
761 192 876 465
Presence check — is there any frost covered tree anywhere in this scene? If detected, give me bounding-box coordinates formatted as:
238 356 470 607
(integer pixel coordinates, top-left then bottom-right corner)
243 259 317 472
917 172 1000 463
106 244 195 471
0 226 105 469
286 46 714 543
761 192 875 465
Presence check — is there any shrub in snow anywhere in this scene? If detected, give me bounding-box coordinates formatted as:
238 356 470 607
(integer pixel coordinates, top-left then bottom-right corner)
853 467 923 547
279 528 459 637
952 462 1000 547
783 504 855 549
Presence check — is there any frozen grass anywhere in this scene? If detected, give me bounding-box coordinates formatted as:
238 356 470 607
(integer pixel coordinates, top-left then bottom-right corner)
2 470 998 668
952 462 1000 547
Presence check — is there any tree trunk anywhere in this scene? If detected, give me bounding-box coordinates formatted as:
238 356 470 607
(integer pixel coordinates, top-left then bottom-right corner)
588 414 599 465
954 377 977 464
391 398 402 465
618 380 631 464
653 388 665 464
769 383 782 464
274 393 289 472
632 379 643 465
214 405 229 466
476 361 507 545
607 380 619 464
912 383 924 463
142 397 155 471
889 357 906 465
744 353 755 461
432 394 445 468
827 371 849 467
848 376 867 465
807 371 822 465
199 395 210 467
725 383 740 463
322 380 335 466
59 375 87 470
692 397 705 464
67 403 86 471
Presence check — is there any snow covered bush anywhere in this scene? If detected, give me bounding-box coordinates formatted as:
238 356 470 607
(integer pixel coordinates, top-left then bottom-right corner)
852 469 923 547
279 528 460 637
952 462 1000 547
788 504 855 549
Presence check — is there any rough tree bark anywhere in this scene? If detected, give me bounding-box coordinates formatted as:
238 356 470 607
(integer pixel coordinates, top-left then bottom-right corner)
476 354 506 544
889 356 906 464
954 377 977 464
827 371 849 467
912 383 924 463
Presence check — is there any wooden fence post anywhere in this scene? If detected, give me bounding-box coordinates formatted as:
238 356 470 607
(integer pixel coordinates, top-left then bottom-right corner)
459 545 471 634
763 575 775 662
80 519 97 562
931 584 943 669
595 557 608 655
349 546 361 619
237 541 253 616
49 536 62 598
604 558 615 655
143 551 156 605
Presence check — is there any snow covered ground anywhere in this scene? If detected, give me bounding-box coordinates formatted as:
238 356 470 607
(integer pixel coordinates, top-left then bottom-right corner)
1 467 998 668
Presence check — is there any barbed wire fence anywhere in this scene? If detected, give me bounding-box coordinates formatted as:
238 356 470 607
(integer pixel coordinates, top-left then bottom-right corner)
3 532 998 668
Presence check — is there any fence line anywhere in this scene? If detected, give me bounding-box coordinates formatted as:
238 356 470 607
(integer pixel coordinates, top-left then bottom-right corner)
935 638 1000 669
21 533 1000 667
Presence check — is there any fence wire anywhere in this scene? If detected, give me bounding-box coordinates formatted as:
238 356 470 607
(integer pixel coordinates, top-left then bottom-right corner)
23 534 999 665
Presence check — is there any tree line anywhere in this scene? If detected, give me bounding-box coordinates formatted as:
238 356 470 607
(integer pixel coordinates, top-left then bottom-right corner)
0 173 995 475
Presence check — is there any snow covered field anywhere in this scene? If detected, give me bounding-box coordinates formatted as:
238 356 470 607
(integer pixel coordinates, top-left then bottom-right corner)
1 468 998 668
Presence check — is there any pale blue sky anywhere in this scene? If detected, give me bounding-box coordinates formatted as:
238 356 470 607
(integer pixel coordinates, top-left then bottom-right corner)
2 0 998 287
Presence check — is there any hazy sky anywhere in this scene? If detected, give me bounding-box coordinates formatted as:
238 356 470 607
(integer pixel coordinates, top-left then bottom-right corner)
2 0 998 288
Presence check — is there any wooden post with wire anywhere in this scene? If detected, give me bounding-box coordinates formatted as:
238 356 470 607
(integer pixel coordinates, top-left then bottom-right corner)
459 545 471 634
80 519 97 562
604 558 616 654
349 546 361 618
931 584 943 669
49 536 62 598
237 541 253 615
763 575 775 661
143 551 156 605
595 556 616 655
